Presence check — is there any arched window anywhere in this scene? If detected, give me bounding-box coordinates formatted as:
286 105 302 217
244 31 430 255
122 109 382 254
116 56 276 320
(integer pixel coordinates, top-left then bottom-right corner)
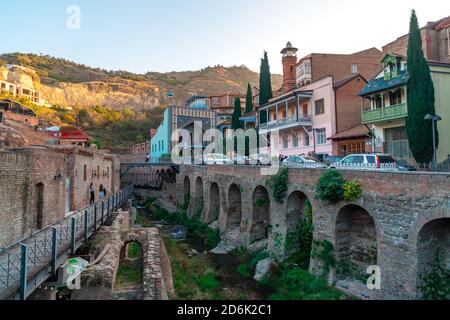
83 164 87 181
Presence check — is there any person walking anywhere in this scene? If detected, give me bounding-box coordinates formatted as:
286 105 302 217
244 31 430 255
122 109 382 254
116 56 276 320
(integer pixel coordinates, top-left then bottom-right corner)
89 183 95 204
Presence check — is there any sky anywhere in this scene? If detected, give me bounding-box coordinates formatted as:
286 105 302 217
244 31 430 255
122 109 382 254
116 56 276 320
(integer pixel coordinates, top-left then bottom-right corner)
1 0 449 74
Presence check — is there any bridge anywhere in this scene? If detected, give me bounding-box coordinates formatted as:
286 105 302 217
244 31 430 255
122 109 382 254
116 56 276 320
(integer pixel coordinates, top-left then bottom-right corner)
120 162 178 189
0 185 134 300
176 165 450 300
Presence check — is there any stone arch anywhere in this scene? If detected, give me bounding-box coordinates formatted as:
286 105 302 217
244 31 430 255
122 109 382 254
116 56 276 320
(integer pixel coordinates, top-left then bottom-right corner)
227 183 242 230
335 204 378 281
250 185 270 243
193 176 204 217
35 183 44 230
183 176 190 206
206 182 220 223
416 217 450 298
286 190 310 233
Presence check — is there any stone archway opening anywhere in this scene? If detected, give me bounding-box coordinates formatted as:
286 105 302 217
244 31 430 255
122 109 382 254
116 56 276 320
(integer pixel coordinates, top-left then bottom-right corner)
193 177 204 217
183 176 190 208
227 184 242 230
335 204 377 282
35 183 44 230
285 191 313 268
114 241 144 300
250 186 270 243
207 182 220 223
417 218 450 299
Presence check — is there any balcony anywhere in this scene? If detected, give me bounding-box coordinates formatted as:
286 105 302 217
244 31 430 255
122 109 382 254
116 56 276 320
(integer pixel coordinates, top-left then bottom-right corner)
259 114 312 132
362 103 407 124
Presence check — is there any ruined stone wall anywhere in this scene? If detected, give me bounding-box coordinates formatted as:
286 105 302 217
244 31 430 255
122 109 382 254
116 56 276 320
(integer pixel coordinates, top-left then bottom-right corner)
177 165 450 299
0 146 121 248
0 148 67 248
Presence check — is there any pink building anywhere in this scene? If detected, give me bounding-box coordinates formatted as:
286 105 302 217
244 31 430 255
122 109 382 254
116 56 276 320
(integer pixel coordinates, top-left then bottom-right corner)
258 42 369 160
259 76 335 158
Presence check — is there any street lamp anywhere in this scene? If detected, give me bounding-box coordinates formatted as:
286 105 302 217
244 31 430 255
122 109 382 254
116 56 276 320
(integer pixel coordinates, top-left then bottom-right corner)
424 113 442 170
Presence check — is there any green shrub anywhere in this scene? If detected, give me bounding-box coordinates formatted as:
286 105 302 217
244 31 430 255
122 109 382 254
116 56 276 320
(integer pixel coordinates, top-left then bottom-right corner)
266 167 289 204
315 170 345 203
419 248 450 300
237 264 253 278
343 181 363 201
195 270 221 291
311 240 336 277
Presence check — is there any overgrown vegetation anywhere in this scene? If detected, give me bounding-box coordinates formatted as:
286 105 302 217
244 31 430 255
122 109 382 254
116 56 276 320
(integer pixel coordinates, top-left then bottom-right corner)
231 246 269 279
316 170 363 203
343 181 363 201
311 240 336 277
266 167 289 204
419 248 450 300
315 170 345 203
284 200 314 269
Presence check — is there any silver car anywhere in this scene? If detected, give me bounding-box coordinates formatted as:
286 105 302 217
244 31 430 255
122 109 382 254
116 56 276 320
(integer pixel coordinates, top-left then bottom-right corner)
282 156 327 168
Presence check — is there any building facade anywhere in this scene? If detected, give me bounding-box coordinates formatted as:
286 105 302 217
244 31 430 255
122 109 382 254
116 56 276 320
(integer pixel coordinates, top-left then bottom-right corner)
383 16 450 64
207 93 246 132
150 103 216 162
296 48 383 87
359 53 450 164
258 42 370 159
0 145 120 248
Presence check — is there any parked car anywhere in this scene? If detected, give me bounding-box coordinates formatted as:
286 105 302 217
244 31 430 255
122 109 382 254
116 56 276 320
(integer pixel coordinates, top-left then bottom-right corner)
249 153 271 165
204 153 233 165
396 161 417 171
282 156 327 168
329 154 398 171
233 155 250 165
323 155 342 166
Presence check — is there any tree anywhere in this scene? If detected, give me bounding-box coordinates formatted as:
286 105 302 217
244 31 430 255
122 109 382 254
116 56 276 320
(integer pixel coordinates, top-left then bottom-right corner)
231 97 243 130
259 51 273 124
406 10 438 164
76 109 90 128
245 83 253 114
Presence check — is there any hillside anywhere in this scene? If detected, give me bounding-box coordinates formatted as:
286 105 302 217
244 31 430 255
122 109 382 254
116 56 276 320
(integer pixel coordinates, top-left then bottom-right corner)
0 53 283 110
0 53 282 148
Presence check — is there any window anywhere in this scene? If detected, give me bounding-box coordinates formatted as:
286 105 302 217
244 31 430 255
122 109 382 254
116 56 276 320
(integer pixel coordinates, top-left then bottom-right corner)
316 128 326 145
315 99 325 115
304 132 310 146
97 166 100 180
389 90 402 106
351 64 358 74
283 137 289 149
83 165 87 181
293 135 299 148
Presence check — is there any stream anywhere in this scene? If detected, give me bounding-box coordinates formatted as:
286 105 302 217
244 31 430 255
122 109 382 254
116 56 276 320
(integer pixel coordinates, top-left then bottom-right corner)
134 202 273 300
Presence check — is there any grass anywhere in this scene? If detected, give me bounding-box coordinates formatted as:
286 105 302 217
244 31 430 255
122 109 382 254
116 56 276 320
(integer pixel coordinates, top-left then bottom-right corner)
115 260 143 287
164 236 222 300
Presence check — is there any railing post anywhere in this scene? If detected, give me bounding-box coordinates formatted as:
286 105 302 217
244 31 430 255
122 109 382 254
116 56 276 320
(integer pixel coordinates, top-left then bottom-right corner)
84 210 88 241
71 217 76 255
107 197 110 216
101 201 105 224
51 227 57 275
94 205 97 231
19 243 28 300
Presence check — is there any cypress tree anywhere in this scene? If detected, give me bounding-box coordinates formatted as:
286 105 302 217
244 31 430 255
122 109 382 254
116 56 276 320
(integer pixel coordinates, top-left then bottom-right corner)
245 83 253 114
231 97 243 130
259 51 273 124
406 10 438 164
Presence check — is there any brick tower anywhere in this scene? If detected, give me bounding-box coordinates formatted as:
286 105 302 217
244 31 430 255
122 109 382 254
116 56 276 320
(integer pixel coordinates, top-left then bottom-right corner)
281 41 298 92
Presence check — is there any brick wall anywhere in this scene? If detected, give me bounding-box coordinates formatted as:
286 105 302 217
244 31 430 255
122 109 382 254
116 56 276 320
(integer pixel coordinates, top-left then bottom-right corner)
335 75 368 133
310 48 383 83
0 146 121 248
178 165 450 299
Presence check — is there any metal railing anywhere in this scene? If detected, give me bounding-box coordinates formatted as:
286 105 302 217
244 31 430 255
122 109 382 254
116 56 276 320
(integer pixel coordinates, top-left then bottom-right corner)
259 114 312 130
0 184 134 300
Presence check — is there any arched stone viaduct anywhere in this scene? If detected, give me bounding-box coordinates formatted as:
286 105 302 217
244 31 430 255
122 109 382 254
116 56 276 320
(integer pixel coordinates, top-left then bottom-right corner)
177 165 450 300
